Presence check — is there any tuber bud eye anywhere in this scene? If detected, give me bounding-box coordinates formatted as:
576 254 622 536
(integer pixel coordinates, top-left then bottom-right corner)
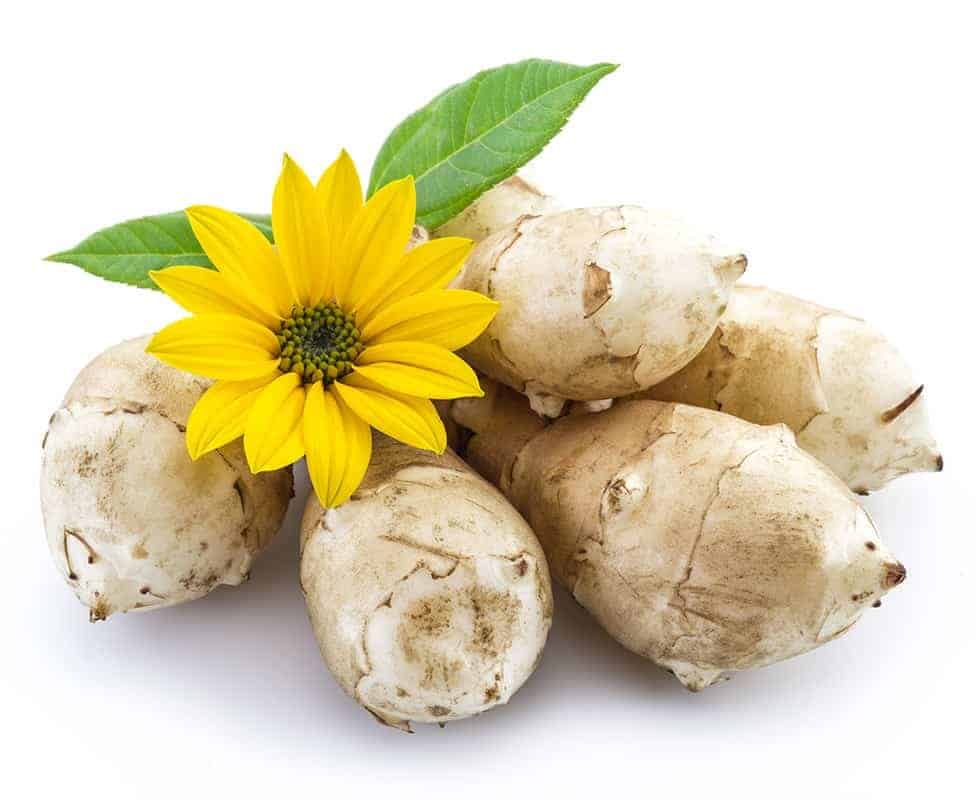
276 301 364 385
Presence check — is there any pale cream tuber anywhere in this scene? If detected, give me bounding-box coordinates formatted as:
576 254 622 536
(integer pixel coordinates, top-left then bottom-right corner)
638 286 942 492
300 436 552 730
434 175 560 241
451 207 746 415
40 336 293 621
448 380 907 690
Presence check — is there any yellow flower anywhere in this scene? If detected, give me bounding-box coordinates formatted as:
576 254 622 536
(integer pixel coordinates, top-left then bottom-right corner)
146 152 496 507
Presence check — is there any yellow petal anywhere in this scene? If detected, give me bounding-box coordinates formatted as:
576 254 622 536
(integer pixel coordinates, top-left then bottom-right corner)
317 150 363 269
336 177 415 311
244 372 306 472
149 266 279 328
354 341 484 399
185 377 273 459
273 154 330 306
355 237 474 324
334 374 446 453
147 314 280 380
185 205 293 317
361 289 499 350
304 382 372 508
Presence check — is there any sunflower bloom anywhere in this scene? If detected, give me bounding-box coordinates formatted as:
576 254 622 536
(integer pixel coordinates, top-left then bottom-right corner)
146 152 496 507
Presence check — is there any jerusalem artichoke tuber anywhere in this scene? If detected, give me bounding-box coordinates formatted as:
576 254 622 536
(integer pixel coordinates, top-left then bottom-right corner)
434 175 560 241
300 435 552 730
448 380 907 690
639 286 942 492
40 336 293 620
452 207 746 415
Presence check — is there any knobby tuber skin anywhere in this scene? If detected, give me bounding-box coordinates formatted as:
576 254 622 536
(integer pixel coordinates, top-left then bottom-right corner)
434 175 560 242
448 381 907 691
451 206 746 416
300 436 552 731
40 336 293 621
637 286 942 493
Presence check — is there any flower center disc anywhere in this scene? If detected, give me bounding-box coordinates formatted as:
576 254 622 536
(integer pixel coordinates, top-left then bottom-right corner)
277 302 363 384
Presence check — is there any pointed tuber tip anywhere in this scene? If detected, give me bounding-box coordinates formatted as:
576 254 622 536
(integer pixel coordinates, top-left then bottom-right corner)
882 561 907 589
717 254 748 285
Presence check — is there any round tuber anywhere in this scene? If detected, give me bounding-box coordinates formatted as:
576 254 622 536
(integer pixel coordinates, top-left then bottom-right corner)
452 206 746 415
301 435 552 730
40 336 293 621
434 175 560 241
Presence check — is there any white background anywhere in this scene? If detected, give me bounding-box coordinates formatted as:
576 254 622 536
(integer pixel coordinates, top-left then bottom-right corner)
2 2 973 798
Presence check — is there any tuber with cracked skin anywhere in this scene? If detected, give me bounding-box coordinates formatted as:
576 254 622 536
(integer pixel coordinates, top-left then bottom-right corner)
637 286 942 492
40 336 293 621
434 175 560 241
300 435 552 730
439 180 942 492
451 206 746 416
447 379 907 690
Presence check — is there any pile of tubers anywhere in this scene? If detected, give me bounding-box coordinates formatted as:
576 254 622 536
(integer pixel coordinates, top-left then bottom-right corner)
40 175 939 729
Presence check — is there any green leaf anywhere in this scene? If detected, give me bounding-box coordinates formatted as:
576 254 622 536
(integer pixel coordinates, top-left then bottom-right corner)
47 211 273 289
368 59 617 230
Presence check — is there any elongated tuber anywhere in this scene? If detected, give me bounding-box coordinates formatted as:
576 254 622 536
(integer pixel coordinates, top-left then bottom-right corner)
40 336 293 620
434 175 560 241
638 286 942 492
301 435 552 730
448 380 907 690
452 207 746 416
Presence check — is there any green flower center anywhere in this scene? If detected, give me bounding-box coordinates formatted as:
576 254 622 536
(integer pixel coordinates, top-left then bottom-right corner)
277 302 364 384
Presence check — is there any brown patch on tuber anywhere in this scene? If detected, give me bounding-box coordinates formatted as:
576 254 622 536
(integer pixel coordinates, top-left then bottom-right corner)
582 263 613 318
880 385 925 423
882 562 907 588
